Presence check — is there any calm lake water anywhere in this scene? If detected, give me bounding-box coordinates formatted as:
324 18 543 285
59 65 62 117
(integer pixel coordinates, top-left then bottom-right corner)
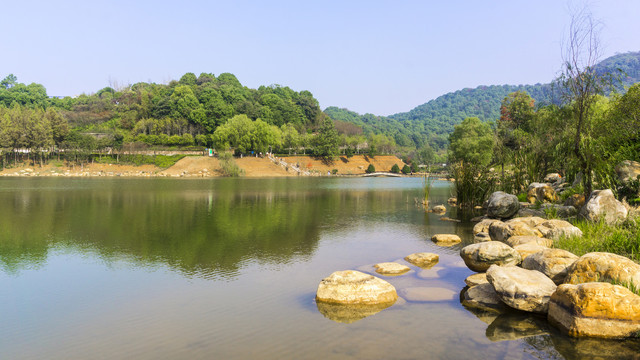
1 177 639 359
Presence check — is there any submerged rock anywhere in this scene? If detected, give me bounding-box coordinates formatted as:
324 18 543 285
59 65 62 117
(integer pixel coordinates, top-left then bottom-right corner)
564 252 640 288
460 242 521 272
487 191 520 219
374 262 410 275
579 189 628 224
486 265 557 314
548 282 640 338
316 270 398 305
522 248 578 285
404 252 439 268
400 287 457 302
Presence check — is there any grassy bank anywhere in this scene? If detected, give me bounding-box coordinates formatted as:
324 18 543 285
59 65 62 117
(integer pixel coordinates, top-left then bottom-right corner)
554 215 640 262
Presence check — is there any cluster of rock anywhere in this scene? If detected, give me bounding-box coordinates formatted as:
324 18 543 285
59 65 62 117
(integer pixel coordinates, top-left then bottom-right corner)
315 251 440 323
462 208 640 338
487 173 631 226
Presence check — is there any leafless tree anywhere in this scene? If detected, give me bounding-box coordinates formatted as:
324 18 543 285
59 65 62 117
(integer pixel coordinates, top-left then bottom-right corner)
559 5 607 197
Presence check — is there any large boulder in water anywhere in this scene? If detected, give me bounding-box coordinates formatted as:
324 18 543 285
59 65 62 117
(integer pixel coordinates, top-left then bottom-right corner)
579 189 628 225
522 248 578 285
548 282 640 338
487 191 520 219
486 265 557 314
564 252 640 288
460 242 521 272
316 270 398 305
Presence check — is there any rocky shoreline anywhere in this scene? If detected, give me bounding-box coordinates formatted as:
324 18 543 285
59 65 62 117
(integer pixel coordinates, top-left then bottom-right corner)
315 170 640 341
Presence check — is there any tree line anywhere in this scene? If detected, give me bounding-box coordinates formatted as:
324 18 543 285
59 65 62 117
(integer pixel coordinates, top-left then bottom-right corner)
0 72 401 166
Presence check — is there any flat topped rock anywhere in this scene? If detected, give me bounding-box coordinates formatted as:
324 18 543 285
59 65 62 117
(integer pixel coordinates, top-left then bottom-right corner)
404 252 439 268
431 234 461 244
486 265 557 314
400 287 457 302
316 270 398 305
374 262 410 275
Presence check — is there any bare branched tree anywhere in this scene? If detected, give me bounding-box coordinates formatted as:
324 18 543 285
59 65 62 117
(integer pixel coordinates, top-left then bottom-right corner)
559 5 608 197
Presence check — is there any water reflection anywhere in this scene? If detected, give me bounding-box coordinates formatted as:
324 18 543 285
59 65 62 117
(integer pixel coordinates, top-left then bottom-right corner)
0 178 433 279
316 301 395 324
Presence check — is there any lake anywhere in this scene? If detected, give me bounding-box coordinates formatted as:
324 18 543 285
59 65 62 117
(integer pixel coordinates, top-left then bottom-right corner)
1 177 638 359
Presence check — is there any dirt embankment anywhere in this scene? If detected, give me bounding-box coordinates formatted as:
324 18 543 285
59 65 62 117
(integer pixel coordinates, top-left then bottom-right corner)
0 155 406 178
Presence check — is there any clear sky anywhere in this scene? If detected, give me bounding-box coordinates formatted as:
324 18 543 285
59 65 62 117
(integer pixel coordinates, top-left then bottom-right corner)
3 0 639 115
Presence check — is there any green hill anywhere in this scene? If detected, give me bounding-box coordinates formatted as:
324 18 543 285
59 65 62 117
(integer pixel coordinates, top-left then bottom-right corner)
326 51 640 150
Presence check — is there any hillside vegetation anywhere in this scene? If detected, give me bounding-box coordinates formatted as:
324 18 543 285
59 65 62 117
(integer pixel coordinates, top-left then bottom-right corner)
326 51 640 153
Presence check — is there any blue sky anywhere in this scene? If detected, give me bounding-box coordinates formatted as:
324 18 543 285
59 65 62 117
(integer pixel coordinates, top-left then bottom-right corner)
3 0 639 115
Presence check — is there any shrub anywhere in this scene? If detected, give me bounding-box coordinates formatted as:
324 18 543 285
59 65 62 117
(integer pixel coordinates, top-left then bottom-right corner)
332 169 338 175
366 164 376 173
390 164 400 173
401 165 411 174
219 151 244 177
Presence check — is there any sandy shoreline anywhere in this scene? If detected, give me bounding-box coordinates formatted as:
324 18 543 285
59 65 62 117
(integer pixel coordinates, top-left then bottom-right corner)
0 155 411 178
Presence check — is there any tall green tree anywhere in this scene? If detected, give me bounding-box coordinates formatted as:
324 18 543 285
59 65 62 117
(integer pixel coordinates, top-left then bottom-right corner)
448 117 493 166
313 118 339 161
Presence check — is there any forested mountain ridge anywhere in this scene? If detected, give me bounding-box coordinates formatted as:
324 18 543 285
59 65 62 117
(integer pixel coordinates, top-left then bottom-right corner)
326 51 640 151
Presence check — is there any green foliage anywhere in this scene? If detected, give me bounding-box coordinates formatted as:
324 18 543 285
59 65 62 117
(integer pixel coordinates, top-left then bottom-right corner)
312 118 339 161
448 117 493 166
366 164 375 173
331 169 338 175
555 216 640 262
218 151 244 177
154 155 186 168
401 164 411 174
450 161 496 209
390 164 400 173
